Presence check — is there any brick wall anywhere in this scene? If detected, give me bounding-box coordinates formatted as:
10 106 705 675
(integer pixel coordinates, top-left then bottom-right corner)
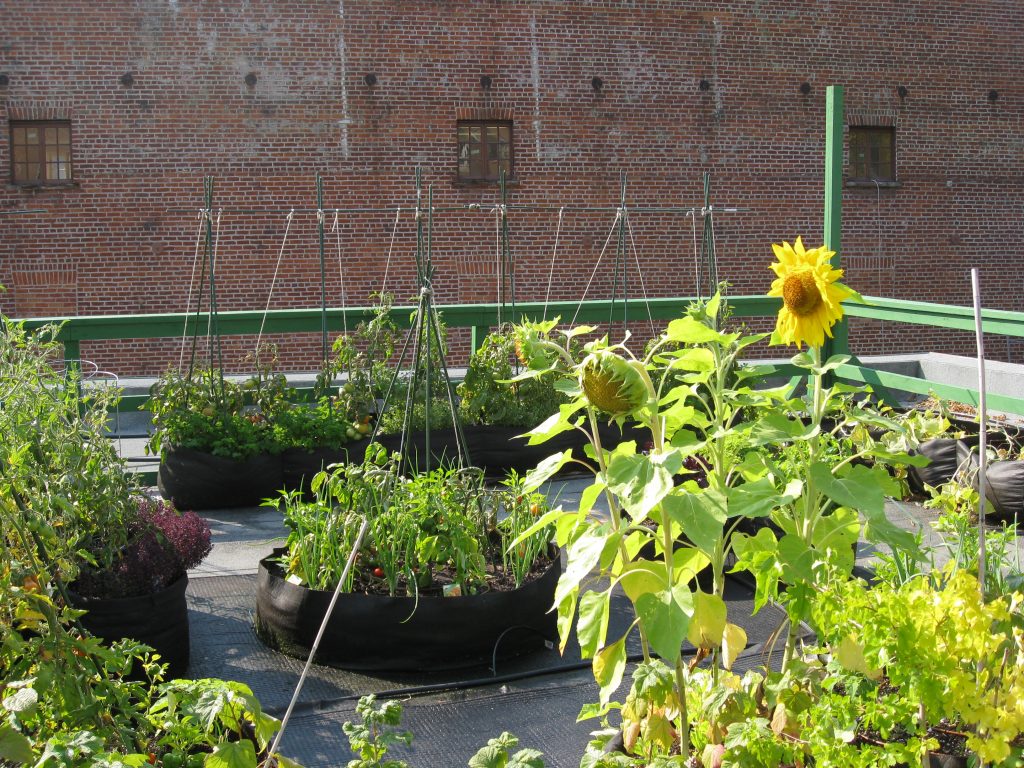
0 1 1021 374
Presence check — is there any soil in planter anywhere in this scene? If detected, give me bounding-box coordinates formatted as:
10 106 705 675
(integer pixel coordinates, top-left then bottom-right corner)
348 549 557 597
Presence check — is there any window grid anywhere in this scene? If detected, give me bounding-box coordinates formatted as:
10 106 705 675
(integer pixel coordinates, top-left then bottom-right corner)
10 120 73 184
849 126 895 182
457 121 513 181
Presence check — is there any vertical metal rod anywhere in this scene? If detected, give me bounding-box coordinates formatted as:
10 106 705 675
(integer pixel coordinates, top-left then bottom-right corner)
424 184 433 473
700 171 717 294
501 169 516 325
619 172 629 335
202 177 226 403
317 175 328 364
268 517 370 759
822 85 846 359
972 268 988 596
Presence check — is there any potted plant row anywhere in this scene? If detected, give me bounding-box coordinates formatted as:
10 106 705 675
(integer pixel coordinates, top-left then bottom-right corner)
255 446 560 671
0 316 298 767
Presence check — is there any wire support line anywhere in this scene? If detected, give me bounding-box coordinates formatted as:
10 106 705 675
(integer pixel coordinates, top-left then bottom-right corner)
379 207 402 296
178 212 208 373
171 204 750 216
623 211 657 336
541 207 566 322
571 209 622 327
254 209 295 355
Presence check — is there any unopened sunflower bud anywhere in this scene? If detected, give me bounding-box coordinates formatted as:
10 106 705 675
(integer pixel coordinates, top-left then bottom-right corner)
579 350 648 416
512 325 556 370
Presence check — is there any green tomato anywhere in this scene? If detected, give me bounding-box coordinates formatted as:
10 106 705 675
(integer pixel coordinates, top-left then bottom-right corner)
184 754 206 768
161 754 184 768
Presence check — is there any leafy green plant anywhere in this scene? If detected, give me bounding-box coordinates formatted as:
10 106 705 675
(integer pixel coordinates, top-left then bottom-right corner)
457 328 569 428
342 695 412 768
276 451 553 598
468 732 544 768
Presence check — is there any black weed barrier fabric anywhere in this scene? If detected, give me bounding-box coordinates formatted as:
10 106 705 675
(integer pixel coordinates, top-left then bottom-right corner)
254 547 561 672
70 574 191 678
159 446 284 510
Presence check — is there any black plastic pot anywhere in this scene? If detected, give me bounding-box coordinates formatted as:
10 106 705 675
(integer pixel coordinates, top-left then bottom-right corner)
69 574 191 678
158 445 284 510
255 546 561 671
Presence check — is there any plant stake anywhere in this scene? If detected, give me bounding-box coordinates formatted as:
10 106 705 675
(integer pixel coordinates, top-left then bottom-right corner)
971 268 988 598
268 516 370 758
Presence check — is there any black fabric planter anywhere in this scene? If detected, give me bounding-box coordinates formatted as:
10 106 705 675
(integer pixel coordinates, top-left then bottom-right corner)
280 447 351 494
255 547 561 671
907 435 986 494
69 574 190 678
957 441 1024 523
158 445 284 511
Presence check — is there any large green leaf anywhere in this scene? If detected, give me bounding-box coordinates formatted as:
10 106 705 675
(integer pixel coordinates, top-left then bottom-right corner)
777 534 816 584
665 316 730 345
809 462 894 517
663 347 716 373
663 488 726 555
207 741 258 768
617 560 668 604
577 588 611 658
749 413 818 446
556 589 579 654
727 477 798 519
636 584 694 661
730 527 782 613
522 449 574 492
607 452 674 522
687 591 727 649
593 635 628 706
0 724 32 764
522 401 586 446
557 525 609 604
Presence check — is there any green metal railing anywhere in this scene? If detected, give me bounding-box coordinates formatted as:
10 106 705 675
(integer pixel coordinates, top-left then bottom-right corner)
18 292 1024 418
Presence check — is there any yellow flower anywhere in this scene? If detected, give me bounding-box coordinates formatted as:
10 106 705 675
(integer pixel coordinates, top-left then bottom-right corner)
768 237 855 348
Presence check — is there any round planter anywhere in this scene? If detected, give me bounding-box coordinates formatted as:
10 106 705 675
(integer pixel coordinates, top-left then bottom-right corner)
280 446 351 494
158 445 284 510
69 573 191 678
254 546 561 671
957 441 1024 523
907 435 986 494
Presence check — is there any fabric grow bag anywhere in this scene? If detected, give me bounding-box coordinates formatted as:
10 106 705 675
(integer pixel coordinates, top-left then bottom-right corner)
158 445 284 510
907 435 985 494
69 574 191 678
255 547 560 671
280 447 350 493
957 441 1024 523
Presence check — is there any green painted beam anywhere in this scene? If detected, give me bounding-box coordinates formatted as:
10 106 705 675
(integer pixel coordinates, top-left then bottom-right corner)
842 296 1024 337
823 85 848 357
836 363 1024 417
18 296 783 343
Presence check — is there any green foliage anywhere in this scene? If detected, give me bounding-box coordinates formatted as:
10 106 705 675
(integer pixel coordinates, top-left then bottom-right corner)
468 732 545 768
509 291 925 764
342 695 412 768
277 452 554 595
457 328 569 428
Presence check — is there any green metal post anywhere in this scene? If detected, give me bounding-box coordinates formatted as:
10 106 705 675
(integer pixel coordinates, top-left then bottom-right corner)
316 174 328 364
823 85 847 357
611 171 627 330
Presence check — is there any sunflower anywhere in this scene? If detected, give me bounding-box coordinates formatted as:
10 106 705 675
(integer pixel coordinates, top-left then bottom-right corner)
768 237 856 348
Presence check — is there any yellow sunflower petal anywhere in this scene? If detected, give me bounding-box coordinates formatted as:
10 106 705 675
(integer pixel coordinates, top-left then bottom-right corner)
767 238 852 348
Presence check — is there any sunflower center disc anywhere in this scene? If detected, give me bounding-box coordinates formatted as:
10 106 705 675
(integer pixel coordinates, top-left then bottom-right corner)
782 271 822 317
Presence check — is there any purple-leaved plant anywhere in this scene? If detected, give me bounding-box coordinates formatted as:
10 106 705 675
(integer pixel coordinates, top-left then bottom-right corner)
74 498 212 599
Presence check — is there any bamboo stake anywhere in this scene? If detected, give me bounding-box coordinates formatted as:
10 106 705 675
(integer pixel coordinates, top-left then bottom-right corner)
971 268 988 596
